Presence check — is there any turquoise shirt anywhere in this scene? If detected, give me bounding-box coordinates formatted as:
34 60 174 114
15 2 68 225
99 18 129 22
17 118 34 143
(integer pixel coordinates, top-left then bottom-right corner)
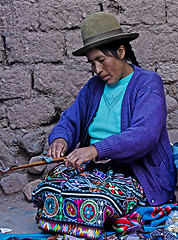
89 72 133 145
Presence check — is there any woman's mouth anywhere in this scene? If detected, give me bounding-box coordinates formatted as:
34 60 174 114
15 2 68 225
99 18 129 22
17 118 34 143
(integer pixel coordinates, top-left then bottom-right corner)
101 75 110 82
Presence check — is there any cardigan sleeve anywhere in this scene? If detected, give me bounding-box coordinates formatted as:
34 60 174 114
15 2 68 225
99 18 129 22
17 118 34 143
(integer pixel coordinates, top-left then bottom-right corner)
93 73 167 162
48 75 104 153
48 83 89 153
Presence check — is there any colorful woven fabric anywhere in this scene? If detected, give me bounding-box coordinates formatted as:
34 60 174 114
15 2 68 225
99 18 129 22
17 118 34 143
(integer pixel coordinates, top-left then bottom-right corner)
32 165 147 239
112 203 178 236
39 219 102 239
134 204 178 232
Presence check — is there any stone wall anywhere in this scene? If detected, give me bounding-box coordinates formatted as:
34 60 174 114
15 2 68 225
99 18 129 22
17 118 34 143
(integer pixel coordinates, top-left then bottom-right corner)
0 0 177 198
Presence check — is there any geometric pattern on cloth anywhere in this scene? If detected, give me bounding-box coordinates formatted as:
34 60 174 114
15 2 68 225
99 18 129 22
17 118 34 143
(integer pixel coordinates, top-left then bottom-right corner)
32 165 147 239
103 91 123 111
39 218 102 240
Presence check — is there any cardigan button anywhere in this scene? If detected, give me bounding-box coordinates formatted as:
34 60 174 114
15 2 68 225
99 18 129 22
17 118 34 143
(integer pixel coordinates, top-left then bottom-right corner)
151 199 155 203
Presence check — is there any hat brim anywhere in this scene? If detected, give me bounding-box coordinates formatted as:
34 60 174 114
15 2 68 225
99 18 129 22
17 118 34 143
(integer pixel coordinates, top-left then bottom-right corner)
72 32 139 56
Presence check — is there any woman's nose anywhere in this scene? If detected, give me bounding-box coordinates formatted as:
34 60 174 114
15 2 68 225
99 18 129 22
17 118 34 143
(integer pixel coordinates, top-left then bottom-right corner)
95 63 103 75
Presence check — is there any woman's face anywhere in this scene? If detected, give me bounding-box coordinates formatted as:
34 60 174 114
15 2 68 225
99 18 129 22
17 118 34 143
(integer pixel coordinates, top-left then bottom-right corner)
86 47 132 85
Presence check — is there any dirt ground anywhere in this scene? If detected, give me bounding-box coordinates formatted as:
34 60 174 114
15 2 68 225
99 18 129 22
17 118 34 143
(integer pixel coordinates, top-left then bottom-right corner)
0 190 42 234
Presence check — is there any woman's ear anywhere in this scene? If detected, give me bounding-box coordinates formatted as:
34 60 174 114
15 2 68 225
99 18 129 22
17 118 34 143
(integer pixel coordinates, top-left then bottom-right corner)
117 45 125 59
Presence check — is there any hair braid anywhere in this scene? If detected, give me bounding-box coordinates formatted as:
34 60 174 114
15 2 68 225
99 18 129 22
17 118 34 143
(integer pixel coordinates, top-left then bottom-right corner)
124 42 140 67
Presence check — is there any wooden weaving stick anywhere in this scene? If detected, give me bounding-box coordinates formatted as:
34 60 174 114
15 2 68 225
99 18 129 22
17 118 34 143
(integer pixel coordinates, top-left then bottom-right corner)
0 156 66 173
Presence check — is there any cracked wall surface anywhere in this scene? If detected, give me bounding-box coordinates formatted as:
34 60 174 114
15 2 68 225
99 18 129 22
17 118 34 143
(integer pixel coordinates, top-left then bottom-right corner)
0 0 177 196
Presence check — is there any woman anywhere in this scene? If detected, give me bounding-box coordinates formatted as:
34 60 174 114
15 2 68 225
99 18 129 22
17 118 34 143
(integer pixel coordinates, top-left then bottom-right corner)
32 12 176 238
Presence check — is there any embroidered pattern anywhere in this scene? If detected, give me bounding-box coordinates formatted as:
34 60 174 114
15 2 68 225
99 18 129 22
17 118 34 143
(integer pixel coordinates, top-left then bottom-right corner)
63 199 77 220
32 165 147 239
81 200 98 223
44 194 59 217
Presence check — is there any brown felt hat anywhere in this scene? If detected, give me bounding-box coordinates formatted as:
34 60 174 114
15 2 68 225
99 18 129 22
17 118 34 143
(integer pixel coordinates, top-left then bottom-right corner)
72 12 139 56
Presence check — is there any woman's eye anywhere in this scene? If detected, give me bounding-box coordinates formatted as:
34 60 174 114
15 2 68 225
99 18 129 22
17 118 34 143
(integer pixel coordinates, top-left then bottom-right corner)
99 59 104 63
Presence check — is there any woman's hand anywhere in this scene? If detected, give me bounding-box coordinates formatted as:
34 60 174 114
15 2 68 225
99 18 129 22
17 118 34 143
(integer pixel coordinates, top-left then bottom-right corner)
47 138 68 159
66 145 98 169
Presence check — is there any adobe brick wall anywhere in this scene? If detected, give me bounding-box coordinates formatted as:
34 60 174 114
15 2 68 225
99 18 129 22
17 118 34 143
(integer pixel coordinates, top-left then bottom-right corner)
0 0 177 196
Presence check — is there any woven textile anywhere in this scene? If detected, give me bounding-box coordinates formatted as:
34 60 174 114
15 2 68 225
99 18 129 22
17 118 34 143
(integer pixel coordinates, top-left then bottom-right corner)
32 165 147 239
112 204 178 235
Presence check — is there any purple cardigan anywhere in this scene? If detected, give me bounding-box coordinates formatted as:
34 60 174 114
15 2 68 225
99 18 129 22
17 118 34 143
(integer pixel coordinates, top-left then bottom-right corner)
48 65 176 206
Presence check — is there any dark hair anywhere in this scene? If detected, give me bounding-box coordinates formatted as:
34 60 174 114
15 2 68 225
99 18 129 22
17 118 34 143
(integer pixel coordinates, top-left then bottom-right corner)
98 41 140 67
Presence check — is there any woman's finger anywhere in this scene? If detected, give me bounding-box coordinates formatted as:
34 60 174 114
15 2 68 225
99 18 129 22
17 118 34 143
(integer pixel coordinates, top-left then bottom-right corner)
47 147 52 157
47 145 57 159
66 154 78 168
